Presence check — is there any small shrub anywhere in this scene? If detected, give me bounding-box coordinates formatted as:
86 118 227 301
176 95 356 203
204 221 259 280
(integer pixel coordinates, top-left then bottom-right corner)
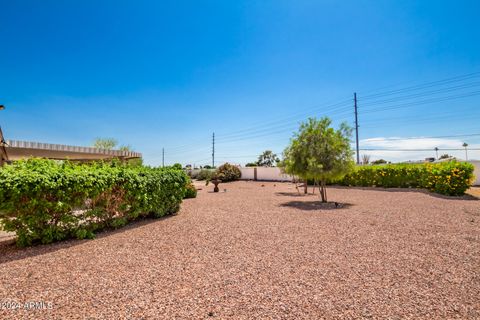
196 169 215 181
172 163 183 170
184 182 197 199
338 161 474 196
216 163 241 182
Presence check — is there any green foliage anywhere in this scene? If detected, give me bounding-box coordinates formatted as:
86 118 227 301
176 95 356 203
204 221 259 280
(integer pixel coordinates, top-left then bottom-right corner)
0 159 189 247
93 138 118 150
216 163 241 182
126 158 144 167
245 162 257 167
257 150 279 167
119 145 132 151
338 161 474 196
184 181 197 199
371 159 388 165
195 169 216 181
172 163 183 170
281 117 354 202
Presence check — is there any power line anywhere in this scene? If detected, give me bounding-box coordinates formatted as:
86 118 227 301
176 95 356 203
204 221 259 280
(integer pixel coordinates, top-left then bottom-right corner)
360 148 480 151
359 82 480 107
359 71 480 100
363 133 480 141
361 90 480 114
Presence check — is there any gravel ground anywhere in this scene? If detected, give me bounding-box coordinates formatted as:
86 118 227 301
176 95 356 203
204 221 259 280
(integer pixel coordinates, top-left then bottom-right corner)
1 181 479 319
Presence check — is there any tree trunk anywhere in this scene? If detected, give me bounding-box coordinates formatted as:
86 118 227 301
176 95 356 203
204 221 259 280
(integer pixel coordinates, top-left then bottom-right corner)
304 180 308 194
320 180 327 203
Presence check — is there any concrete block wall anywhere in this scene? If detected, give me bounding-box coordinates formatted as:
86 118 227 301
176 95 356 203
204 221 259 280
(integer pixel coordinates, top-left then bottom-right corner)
239 167 293 182
468 160 480 186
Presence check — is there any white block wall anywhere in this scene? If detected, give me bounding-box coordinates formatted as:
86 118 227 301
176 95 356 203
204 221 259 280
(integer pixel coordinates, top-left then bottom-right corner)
240 167 255 180
257 167 293 181
239 167 293 181
468 160 480 186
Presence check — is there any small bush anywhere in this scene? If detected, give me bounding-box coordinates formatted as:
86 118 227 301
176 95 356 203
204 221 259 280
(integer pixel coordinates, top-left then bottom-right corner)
0 159 189 247
338 161 474 196
172 163 183 170
216 163 241 182
195 169 215 181
184 182 197 199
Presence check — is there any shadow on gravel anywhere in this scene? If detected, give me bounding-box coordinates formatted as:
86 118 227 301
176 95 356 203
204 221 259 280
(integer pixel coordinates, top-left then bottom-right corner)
0 215 174 265
275 192 321 197
280 201 353 211
328 186 479 201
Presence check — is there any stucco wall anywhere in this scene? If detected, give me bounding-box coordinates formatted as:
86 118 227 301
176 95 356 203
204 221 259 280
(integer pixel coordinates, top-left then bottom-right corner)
468 160 480 186
239 167 293 181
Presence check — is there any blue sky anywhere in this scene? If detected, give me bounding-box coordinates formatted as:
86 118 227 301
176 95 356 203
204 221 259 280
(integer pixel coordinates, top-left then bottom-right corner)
1 0 479 165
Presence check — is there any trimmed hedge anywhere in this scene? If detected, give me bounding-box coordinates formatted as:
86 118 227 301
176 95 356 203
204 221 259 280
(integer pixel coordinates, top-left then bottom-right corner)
338 161 474 196
0 159 189 247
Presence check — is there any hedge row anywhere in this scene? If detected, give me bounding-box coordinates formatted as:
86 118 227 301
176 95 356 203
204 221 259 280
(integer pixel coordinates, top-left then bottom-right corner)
0 159 189 247
337 161 474 196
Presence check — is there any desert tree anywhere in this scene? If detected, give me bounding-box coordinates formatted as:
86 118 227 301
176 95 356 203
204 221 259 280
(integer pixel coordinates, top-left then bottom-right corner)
463 142 469 160
257 150 279 167
361 154 371 165
93 138 118 150
281 117 354 202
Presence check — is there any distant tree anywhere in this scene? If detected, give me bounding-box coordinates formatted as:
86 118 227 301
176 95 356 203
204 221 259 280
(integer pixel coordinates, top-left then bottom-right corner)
371 159 387 165
257 150 279 167
203 165 213 169
361 154 371 165
439 154 451 160
172 163 183 170
119 145 132 151
281 117 354 202
463 142 469 160
93 138 118 150
245 162 257 167
127 158 143 167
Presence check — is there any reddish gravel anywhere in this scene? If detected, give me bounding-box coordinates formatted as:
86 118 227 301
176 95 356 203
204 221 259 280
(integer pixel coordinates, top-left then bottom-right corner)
1 181 479 319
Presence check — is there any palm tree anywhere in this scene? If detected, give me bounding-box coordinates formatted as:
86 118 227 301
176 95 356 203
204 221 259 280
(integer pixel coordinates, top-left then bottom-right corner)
462 142 468 160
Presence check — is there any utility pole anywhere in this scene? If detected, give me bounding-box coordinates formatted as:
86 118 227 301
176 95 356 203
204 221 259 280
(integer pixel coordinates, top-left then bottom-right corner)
162 148 165 167
212 132 215 168
354 92 360 165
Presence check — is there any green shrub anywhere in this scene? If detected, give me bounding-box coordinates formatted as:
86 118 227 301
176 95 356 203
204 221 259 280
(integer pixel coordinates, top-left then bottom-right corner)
216 163 241 182
0 159 189 247
195 169 215 181
172 163 183 170
338 161 474 196
184 181 197 199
